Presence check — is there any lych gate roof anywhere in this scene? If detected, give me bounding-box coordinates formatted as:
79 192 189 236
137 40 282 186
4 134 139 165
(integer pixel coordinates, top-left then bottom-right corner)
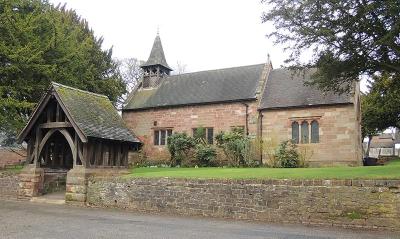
259 69 352 109
141 34 172 71
53 83 140 143
18 83 140 144
124 64 265 110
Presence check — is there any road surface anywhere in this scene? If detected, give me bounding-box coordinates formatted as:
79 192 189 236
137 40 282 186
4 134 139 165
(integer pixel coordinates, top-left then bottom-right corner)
0 200 398 239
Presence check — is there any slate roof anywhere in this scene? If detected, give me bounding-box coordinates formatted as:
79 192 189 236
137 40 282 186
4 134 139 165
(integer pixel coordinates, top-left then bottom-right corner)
141 34 172 71
259 68 352 109
124 64 265 110
53 83 140 143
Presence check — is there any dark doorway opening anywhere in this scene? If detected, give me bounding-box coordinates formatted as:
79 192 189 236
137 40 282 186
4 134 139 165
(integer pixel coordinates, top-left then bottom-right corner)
38 130 73 196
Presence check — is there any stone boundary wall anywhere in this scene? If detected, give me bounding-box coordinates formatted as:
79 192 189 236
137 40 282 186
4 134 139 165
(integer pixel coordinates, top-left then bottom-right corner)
0 173 19 200
0 148 26 169
87 178 400 231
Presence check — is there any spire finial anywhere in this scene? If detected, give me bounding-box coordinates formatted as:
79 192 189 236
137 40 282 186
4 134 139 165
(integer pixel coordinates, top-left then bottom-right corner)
157 26 159 36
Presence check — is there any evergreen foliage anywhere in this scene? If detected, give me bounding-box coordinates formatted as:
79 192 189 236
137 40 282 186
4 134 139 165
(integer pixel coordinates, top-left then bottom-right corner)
167 133 196 166
215 128 257 167
275 140 300 168
262 0 400 94
0 0 125 144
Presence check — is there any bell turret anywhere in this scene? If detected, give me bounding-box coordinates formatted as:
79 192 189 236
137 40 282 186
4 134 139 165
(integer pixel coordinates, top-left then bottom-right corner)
140 33 172 88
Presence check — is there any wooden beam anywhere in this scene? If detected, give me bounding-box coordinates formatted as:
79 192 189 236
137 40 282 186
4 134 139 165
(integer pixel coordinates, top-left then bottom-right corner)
33 128 41 167
116 144 121 167
78 141 84 166
82 143 88 168
108 142 115 166
17 92 52 143
73 132 78 167
52 93 87 143
97 141 103 166
56 102 61 122
102 144 108 166
123 144 129 167
39 122 72 128
26 138 33 164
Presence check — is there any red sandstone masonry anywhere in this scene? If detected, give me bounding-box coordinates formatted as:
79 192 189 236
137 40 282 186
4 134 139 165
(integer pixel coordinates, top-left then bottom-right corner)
260 104 362 166
0 148 26 169
87 177 400 231
123 101 259 160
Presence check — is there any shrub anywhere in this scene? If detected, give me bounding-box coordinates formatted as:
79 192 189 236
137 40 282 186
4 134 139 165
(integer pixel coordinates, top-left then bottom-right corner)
275 140 300 168
297 145 312 168
195 144 217 166
215 129 259 167
167 133 196 166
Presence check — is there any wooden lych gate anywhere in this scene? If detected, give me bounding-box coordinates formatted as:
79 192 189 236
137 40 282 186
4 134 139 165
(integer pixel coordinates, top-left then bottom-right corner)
17 82 141 199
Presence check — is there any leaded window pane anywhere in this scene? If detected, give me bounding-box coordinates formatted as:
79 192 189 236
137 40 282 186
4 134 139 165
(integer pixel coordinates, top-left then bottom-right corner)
207 128 214 144
154 130 159 145
291 122 299 144
301 121 309 144
160 130 166 145
311 120 319 143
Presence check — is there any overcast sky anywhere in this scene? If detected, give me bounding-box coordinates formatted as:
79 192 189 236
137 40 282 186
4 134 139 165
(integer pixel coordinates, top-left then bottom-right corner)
48 0 291 72
48 0 368 92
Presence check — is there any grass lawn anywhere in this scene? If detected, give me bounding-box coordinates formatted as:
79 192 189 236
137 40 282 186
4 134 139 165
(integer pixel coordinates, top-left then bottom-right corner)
130 159 400 180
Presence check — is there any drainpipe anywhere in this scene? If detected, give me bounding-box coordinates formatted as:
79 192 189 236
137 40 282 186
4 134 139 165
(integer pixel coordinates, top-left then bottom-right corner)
241 103 249 136
259 111 263 164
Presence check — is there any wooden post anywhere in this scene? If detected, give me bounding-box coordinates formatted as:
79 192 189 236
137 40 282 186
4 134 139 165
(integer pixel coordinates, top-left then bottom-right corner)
109 142 115 166
82 143 88 168
94 141 102 166
123 144 129 167
26 138 32 164
73 132 78 167
34 128 41 167
116 144 121 167
102 144 108 166
44 143 49 166
87 142 93 167
56 102 60 122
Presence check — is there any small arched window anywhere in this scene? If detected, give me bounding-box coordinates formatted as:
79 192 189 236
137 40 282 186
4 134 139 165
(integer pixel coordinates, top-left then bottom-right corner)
301 121 309 144
291 122 299 144
311 120 319 143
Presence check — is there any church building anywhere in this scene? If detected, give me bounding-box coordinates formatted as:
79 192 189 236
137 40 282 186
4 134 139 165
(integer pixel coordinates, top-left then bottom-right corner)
123 34 363 166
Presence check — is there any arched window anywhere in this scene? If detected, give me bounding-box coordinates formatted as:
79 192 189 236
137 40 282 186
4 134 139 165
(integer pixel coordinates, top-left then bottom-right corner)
291 122 299 144
301 121 309 144
311 120 319 143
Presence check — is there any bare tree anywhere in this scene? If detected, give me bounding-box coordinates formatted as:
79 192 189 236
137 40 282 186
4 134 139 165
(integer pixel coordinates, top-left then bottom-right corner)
114 58 144 109
116 58 144 93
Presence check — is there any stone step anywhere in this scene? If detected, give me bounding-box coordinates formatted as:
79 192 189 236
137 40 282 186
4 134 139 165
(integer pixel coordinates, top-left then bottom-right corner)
30 197 65 205
30 192 66 205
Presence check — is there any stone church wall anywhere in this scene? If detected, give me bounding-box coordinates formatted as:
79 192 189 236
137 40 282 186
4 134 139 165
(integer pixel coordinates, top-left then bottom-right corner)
123 101 259 162
124 100 362 166
260 104 362 166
